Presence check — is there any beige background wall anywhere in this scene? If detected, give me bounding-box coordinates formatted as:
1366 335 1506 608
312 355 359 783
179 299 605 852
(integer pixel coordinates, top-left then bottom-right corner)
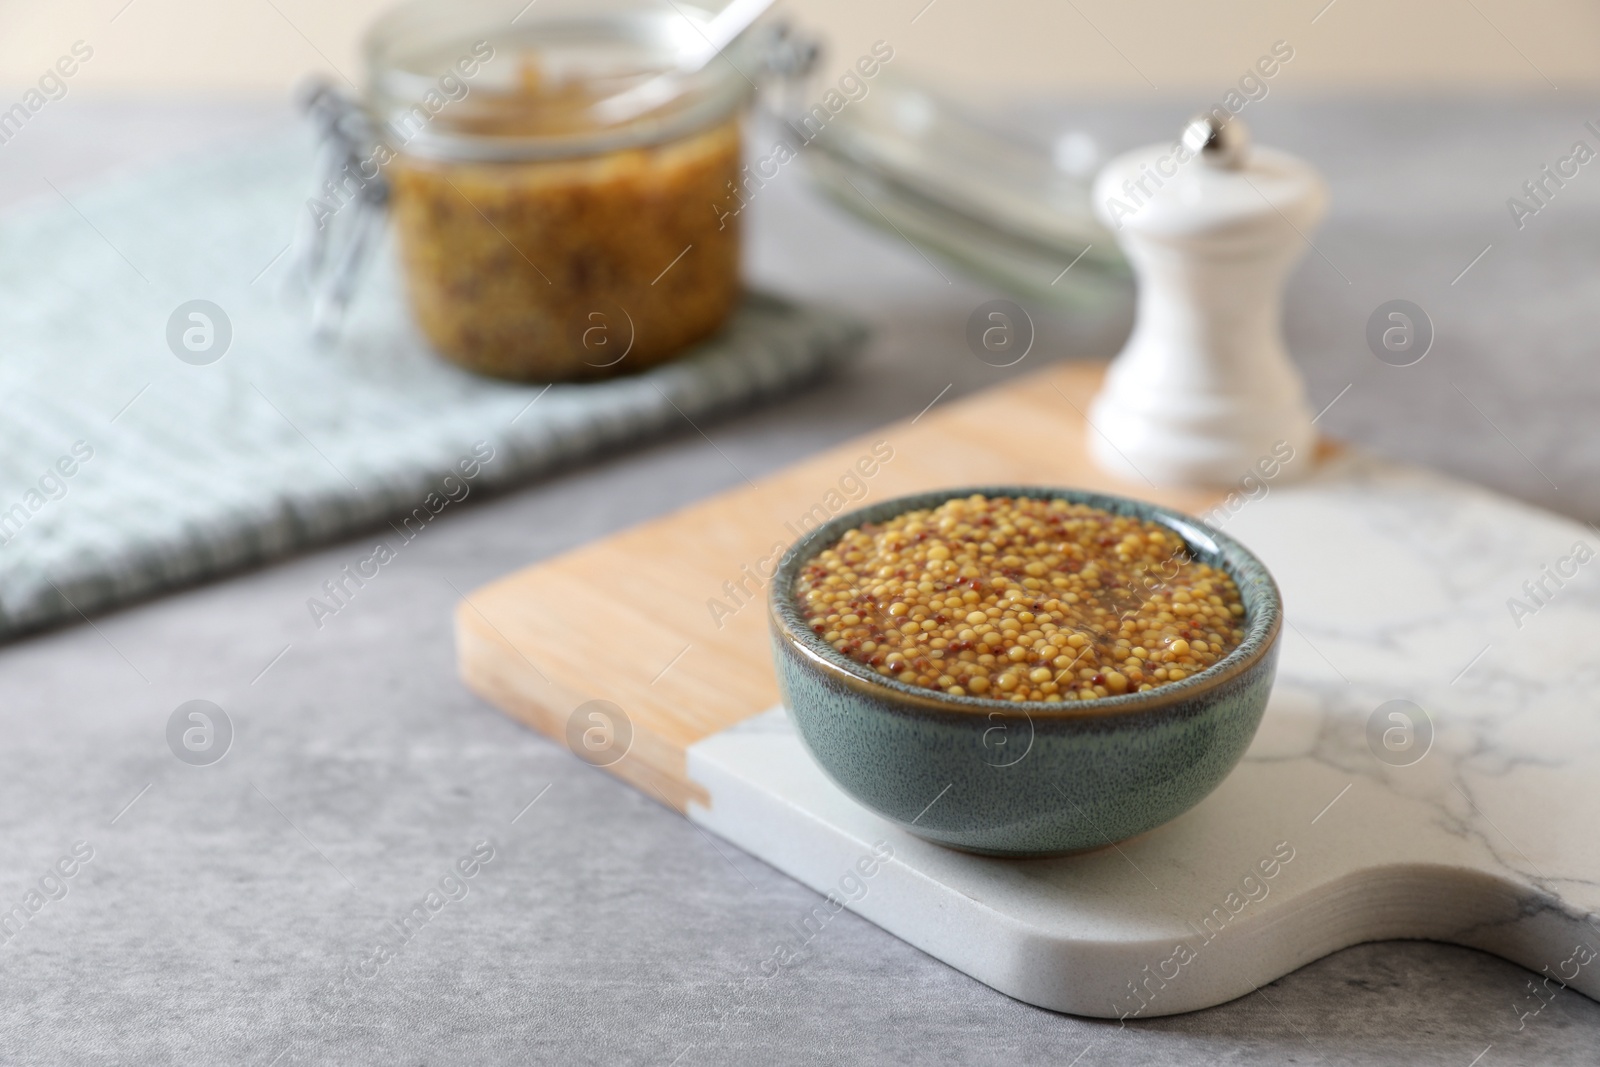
0 0 1595 93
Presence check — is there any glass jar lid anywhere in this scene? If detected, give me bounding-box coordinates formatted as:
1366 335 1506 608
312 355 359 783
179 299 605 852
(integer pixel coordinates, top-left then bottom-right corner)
363 0 763 162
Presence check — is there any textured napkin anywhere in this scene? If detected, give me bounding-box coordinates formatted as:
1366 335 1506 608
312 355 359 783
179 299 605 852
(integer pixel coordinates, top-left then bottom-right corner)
0 128 866 641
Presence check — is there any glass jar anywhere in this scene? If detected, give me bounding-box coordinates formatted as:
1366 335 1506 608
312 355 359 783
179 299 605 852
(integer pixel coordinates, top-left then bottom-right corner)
799 72 1128 313
358 0 780 381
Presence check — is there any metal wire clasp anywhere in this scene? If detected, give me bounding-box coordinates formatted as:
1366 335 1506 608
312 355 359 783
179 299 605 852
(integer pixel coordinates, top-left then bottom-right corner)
289 78 391 342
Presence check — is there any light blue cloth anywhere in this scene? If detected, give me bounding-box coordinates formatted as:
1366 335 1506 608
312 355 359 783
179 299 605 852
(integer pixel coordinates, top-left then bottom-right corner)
0 128 865 641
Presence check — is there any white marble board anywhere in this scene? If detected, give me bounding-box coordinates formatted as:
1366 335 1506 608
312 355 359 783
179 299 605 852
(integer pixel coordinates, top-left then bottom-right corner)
685 452 1600 1020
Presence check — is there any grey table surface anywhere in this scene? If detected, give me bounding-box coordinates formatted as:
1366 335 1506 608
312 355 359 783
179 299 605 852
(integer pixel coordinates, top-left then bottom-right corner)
3 93 1599 1065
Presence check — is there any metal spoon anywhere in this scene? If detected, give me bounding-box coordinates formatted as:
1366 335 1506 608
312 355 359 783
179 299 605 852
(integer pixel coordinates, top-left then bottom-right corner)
591 0 776 125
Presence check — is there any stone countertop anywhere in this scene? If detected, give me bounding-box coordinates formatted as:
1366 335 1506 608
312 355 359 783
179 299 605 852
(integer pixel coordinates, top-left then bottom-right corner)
0 94 1597 1064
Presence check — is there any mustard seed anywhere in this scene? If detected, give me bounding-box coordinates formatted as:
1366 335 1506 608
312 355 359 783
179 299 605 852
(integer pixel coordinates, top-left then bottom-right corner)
794 494 1246 700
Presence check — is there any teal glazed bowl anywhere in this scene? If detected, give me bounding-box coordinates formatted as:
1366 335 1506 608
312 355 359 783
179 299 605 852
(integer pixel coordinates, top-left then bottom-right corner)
768 486 1282 858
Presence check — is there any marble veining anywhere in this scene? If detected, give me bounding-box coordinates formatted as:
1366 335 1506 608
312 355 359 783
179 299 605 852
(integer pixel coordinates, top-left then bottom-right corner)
686 451 1600 1018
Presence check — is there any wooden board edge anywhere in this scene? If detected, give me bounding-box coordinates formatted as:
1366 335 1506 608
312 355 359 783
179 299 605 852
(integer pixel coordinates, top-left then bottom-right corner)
455 602 708 813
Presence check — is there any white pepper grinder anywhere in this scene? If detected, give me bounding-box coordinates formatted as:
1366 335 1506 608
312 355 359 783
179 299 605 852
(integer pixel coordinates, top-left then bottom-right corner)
1087 115 1323 487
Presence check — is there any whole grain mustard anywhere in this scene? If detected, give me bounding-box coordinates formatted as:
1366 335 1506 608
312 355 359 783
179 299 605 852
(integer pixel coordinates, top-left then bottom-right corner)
794 495 1247 702
388 66 742 381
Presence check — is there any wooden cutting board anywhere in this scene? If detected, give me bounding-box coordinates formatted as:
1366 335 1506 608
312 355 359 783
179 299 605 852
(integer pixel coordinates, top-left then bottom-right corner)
455 358 1600 1018
454 360 1221 811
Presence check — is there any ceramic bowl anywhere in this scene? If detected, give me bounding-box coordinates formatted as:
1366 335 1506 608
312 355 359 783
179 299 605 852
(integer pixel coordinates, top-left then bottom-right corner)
767 486 1282 858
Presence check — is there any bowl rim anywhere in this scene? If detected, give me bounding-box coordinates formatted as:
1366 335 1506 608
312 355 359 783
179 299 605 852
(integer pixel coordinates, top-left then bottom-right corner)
768 485 1282 721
